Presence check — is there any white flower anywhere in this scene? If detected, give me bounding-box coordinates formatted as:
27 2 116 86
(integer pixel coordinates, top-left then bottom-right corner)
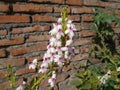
48 72 56 87
98 70 111 85
56 29 64 39
32 59 37 65
65 39 73 46
38 63 48 73
29 63 36 69
57 18 62 23
16 81 26 90
16 85 24 90
54 55 63 67
29 59 37 69
117 67 120 71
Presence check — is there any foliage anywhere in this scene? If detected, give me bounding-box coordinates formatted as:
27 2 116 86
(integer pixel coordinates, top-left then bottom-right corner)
71 8 120 90
7 65 16 90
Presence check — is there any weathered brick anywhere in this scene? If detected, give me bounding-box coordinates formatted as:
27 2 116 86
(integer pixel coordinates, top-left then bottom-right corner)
0 3 9 12
15 66 35 76
0 36 24 46
54 7 70 13
66 0 83 6
0 30 7 36
12 24 50 34
13 4 52 13
0 71 8 78
80 46 91 53
74 38 92 46
0 58 25 69
68 15 81 22
0 49 6 57
81 23 93 30
0 15 30 23
56 73 69 83
72 7 94 14
71 53 88 61
32 15 57 22
109 0 120 2
26 35 50 43
82 15 93 22
29 0 64 4
79 30 96 37
0 81 10 90
10 43 47 56
27 54 44 63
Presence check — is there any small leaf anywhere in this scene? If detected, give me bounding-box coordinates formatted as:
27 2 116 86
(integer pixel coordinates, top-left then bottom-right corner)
71 79 82 86
90 24 98 31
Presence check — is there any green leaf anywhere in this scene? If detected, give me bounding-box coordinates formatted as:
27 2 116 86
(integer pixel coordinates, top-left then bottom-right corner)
71 79 82 86
90 24 98 31
80 82 91 89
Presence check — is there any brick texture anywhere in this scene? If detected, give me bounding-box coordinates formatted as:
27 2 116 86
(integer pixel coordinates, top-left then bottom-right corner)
0 0 119 90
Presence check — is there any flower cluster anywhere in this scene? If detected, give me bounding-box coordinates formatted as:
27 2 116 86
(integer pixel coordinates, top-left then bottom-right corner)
28 17 76 87
38 18 76 87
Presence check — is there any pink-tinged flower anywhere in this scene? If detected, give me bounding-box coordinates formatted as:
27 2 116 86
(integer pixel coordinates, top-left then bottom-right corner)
16 81 26 90
29 59 37 69
65 22 76 38
54 55 63 67
61 46 69 51
29 63 36 70
38 63 48 73
56 29 64 39
65 39 73 46
48 72 56 87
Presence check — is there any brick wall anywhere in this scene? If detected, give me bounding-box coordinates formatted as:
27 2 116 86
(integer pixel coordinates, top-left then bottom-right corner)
0 0 120 90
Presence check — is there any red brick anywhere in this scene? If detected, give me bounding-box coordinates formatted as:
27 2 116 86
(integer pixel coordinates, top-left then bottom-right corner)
0 49 6 57
72 7 94 14
71 53 88 61
15 66 35 76
12 24 50 34
74 23 82 31
83 0 115 8
81 23 93 30
74 38 93 46
29 0 64 4
32 15 57 22
109 0 120 2
82 15 93 22
26 35 50 43
66 0 83 6
0 71 8 78
10 43 47 56
0 81 10 90
0 36 24 46
80 46 91 53
0 58 25 69
40 78 49 87
56 73 69 82
0 3 9 12
0 30 7 36
79 30 96 37
63 65 72 71
0 15 30 23
13 4 52 13
68 15 81 22
54 7 70 13
27 54 44 63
